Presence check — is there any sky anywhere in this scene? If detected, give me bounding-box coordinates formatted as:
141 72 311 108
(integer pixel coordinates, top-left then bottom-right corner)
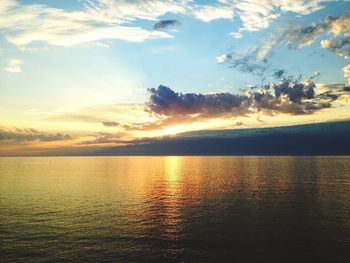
0 0 350 155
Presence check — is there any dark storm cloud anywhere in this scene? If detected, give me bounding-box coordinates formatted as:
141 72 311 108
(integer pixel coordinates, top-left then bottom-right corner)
102 121 119 127
153 20 180 30
0 127 71 142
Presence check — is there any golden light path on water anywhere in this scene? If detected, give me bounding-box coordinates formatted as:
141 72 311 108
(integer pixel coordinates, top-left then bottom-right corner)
1 156 350 262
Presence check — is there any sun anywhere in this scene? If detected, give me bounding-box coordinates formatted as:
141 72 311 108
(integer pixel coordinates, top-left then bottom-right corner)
161 125 184 136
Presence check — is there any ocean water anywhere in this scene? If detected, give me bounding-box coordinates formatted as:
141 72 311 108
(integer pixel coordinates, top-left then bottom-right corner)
1 156 350 262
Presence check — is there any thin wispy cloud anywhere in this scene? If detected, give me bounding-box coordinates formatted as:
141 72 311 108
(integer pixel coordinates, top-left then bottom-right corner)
0 126 71 142
217 0 333 37
0 0 175 48
216 49 286 78
96 42 111 49
79 132 129 145
4 58 22 73
102 121 119 127
0 0 342 49
215 11 350 88
253 12 350 84
256 12 350 60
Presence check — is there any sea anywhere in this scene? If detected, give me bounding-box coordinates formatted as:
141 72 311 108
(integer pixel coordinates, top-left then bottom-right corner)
1 156 350 262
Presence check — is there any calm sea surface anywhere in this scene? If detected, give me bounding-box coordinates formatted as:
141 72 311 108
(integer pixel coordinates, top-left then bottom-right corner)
1 156 350 262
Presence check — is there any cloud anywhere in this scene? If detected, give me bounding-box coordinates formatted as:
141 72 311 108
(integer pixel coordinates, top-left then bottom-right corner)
0 0 178 48
146 85 250 117
4 58 22 73
81 135 160 146
273 69 286 79
283 12 350 48
123 115 198 131
217 49 271 76
230 29 243 39
273 12 350 85
273 79 315 102
79 131 130 145
192 5 234 22
96 42 111 48
256 40 277 61
153 19 181 30
259 11 350 59
88 0 186 22
223 0 330 33
228 11 350 85
102 121 119 127
87 121 350 156
0 0 339 49
136 80 347 131
190 0 334 28
321 37 350 58
0 126 71 142
44 113 105 123
249 80 335 115
310 71 321 80
216 53 232 63
343 64 350 86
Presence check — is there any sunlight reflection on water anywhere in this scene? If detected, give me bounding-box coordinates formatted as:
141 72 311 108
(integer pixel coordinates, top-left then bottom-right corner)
1 156 350 262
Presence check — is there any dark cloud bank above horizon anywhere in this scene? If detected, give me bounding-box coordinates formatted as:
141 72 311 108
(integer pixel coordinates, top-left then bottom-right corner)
89 121 350 156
